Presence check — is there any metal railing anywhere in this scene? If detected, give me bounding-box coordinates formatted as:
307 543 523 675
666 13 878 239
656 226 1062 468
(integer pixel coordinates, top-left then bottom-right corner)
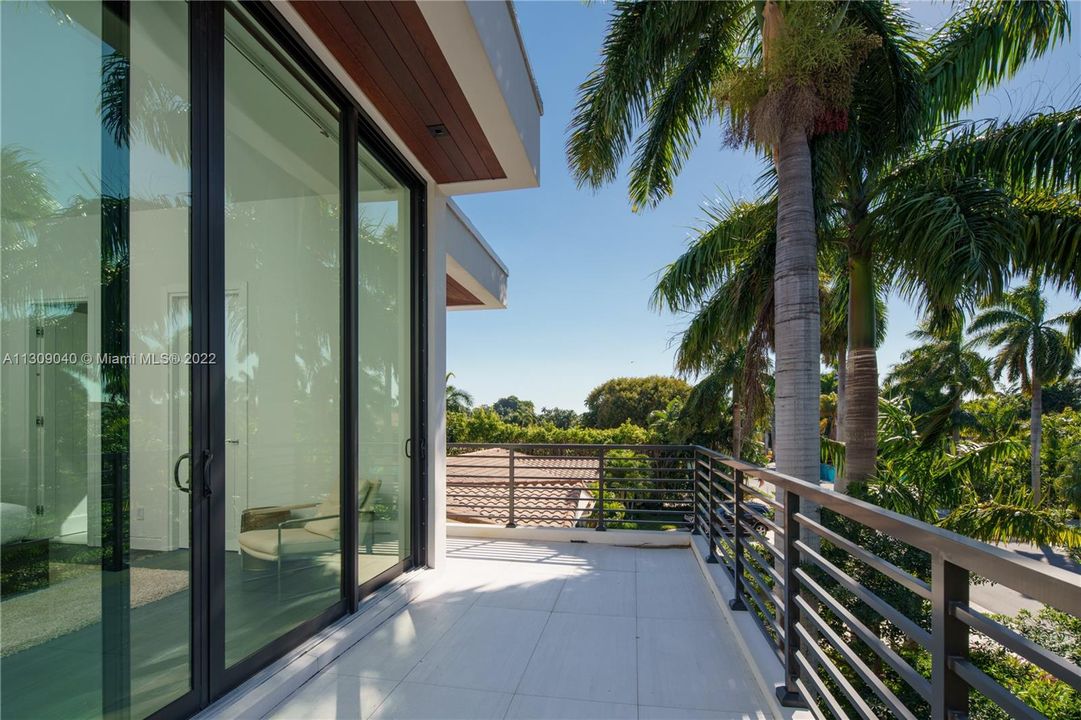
693 445 1081 720
446 442 1081 719
446 443 694 530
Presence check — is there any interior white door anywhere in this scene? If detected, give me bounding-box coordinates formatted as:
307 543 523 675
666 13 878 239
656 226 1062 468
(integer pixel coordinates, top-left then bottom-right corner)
30 301 90 544
224 290 248 552
169 290 247 551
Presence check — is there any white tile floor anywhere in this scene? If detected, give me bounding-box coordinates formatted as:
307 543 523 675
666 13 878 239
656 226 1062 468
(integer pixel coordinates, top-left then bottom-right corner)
265 539 773 720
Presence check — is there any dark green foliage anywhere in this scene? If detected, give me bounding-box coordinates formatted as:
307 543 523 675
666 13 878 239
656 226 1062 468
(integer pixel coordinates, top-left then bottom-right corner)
447 407 650 446
538 406 579 429
582 375 691 429
491 395 538 427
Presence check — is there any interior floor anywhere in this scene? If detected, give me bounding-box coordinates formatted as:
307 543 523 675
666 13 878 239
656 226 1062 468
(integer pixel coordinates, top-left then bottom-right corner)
0 535 403 720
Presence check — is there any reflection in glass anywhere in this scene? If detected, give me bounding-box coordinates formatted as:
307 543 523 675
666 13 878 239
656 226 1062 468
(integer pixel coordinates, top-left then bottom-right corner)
0 1 191 718
224 3 343 668
357 146 412 586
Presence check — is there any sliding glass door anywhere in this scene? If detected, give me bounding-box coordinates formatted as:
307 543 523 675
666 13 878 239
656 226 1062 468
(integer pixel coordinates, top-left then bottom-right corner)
0 1 421 716
1 2 195 717
221 2 343 669
357 145 414 587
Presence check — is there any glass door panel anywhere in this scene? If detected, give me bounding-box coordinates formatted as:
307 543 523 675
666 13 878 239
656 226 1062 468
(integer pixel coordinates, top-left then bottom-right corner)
357 145 412 586
222 3 343 668
0 1 193 717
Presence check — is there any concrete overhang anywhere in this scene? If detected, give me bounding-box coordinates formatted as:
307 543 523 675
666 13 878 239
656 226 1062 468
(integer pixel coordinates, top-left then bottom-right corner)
445 199 508 310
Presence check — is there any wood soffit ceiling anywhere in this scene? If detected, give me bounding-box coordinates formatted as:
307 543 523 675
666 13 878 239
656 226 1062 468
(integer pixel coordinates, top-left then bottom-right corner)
292 0 506 184
446 275 484 307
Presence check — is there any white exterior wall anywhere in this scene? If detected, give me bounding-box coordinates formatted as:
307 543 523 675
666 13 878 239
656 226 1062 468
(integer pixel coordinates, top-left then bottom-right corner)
425 189 450 568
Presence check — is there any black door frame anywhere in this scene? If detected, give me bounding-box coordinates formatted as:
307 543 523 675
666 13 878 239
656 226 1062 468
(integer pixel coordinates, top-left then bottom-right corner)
149 1 429 717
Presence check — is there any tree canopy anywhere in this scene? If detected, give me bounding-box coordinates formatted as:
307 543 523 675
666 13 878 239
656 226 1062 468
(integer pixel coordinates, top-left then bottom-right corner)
581 375 691 429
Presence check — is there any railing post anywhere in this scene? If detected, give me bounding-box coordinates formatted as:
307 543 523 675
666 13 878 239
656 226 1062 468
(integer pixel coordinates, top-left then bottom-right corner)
690 450 700 535
932 554 969 720
776 487 804 707
596 448 606 531
706 455 718 563
506 447 516 528
729 467 747 610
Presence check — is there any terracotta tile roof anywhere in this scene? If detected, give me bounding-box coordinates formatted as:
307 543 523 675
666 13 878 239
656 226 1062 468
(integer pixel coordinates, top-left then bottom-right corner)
447 448 598 528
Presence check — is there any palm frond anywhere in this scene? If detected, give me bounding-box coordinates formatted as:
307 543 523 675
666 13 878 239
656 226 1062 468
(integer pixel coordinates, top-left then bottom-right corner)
922 0 1070 124
878 176 1019 313
1012 192 1081 292
896 110 1081 196
628 9 745 209
941 498 1081 548
651 196 776 312
567 2 735 190
846 0 927 157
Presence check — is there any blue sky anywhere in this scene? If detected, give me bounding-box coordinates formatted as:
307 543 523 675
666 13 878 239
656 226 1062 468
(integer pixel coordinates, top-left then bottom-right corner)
449 1 1081 413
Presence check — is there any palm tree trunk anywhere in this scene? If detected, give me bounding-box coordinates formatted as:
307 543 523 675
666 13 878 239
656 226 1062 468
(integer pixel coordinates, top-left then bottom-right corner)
841 248 877 493
1031 372 1043 503
732 401 742 460
773 125 821 486
835 350 846 442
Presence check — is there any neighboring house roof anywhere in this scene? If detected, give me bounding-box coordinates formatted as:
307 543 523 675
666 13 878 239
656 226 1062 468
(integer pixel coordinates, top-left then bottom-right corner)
446 448 597 528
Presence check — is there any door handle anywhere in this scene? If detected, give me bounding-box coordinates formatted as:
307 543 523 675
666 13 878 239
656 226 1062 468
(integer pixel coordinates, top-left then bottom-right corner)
173 453 191 493
405 438 412 458
201 449 214 497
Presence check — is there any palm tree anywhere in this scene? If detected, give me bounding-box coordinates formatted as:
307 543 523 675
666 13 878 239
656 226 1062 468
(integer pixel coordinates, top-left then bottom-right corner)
885 314 994 447
861 398 1080 549
970 279 1075 503
650 1 1074 490
569 1 889 483
445 373 474 415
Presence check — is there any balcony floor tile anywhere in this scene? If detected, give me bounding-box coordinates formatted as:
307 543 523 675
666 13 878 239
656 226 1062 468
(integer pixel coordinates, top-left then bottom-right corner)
261 539 774 720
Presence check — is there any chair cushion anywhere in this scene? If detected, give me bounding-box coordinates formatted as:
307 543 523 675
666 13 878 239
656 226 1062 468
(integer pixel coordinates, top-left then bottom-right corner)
305 482 341 540
238 528 337 561
305 503 340 540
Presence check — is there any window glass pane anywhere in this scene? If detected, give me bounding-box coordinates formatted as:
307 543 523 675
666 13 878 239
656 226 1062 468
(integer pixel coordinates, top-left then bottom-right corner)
224 3 342 668
0 1 192 717
358 145 411 585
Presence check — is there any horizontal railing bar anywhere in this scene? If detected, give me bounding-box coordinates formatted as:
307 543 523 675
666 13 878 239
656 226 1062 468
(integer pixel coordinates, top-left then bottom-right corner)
795 622 877 717
738 518 782 559
690 447 1081 615
796 539 932 649
795 512 931 600
709 508 735 534
737 502 780 534
449 443 692 451
711 520 736 544
587 486 695 493
795 596 919 720
795 623 881 720
739 483 782 509
740 538 783 588
710 484 736 503
739 577 784 642
953 603 1081 693
950 657 1047 720
740 554 782 611
449 495 687 504
794 674 834 720
795 567 932 702
745 600 784 658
